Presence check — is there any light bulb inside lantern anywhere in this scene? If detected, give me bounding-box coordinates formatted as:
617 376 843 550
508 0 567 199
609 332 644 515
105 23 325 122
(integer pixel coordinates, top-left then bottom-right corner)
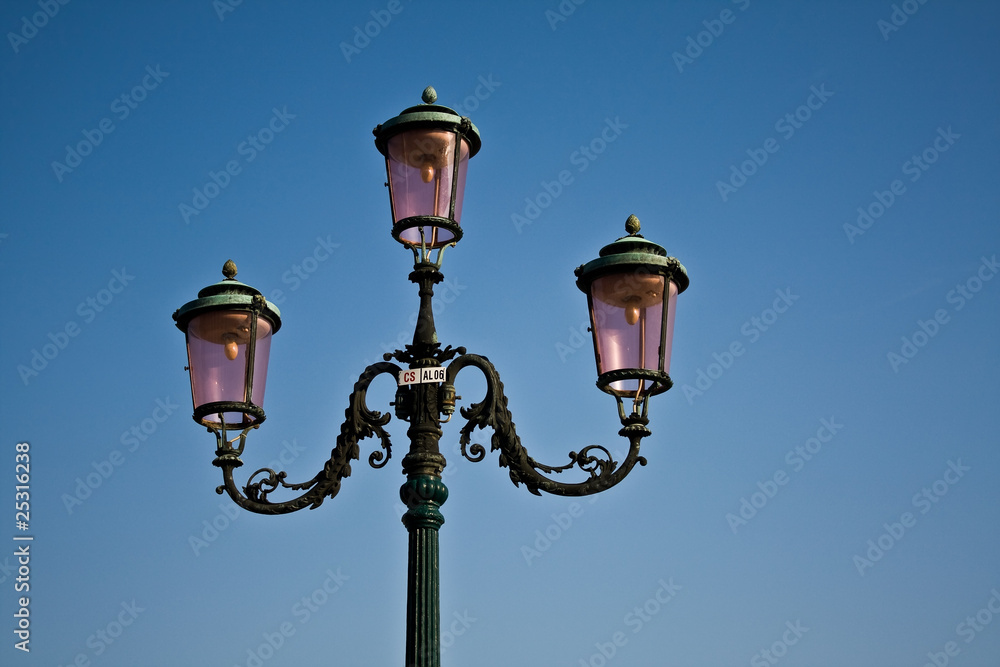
421 162 435 183
625 302 641 326
221 333 240 361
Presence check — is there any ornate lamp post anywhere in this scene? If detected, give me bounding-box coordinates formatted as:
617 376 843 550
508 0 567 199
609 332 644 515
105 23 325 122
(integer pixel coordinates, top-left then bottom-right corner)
172 87 689 667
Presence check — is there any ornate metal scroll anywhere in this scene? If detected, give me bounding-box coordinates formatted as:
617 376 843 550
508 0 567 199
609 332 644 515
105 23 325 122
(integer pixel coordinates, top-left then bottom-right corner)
445 354 651 497
211 361 401 515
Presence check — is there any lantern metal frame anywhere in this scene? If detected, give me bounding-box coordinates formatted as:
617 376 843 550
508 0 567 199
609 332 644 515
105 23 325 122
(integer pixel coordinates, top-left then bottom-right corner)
173 89 689 667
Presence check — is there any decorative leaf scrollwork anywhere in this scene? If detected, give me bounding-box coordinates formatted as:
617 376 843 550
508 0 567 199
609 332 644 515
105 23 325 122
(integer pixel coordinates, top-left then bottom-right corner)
245 468 290 503
459 441 486 463
212 361 401 515
369 447 391 469
445 354 650 497
526 445 617 479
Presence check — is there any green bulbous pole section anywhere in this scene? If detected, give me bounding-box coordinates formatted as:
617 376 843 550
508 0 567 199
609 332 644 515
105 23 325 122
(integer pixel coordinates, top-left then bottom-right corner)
401 475 448 667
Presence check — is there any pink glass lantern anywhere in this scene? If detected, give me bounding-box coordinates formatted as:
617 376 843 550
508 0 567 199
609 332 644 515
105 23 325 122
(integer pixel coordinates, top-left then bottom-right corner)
173 260 282 430
576 216 689 402
374 87 481 250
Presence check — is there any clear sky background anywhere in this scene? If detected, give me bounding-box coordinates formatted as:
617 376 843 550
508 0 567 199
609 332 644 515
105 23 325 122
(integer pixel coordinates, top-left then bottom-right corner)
2 1 998 665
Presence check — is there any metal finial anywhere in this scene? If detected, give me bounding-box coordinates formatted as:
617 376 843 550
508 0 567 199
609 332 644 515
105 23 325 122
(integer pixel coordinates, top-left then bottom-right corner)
222 259 237 280
422 86 437 104
625 214 641 235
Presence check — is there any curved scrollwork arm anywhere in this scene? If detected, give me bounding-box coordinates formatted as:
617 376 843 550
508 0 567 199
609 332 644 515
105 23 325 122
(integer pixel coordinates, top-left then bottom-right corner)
212 361 402 515
445 354 650 497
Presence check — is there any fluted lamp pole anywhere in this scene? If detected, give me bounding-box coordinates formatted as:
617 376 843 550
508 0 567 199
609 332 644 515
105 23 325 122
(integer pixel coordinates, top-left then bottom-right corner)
172 87 689 667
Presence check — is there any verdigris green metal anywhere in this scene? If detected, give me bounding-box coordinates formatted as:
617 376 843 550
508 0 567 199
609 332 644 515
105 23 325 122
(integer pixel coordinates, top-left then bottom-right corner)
372 85 482 158
400 474 447 667
172 260 282 334
575 214 690 295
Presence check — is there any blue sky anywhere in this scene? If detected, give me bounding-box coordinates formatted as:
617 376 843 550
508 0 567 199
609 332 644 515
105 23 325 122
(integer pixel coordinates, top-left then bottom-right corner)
2 1 999 665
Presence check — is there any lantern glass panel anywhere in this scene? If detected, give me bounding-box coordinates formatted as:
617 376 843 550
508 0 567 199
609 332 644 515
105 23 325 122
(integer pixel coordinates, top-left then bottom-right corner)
590 272 667 394
662 279 679 374
186 310 272 421
387 129 470 246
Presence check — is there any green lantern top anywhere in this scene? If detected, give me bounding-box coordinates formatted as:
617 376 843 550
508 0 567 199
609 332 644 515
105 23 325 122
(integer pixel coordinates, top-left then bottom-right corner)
173 260 282 333
373 86 482 158
575 215 689 295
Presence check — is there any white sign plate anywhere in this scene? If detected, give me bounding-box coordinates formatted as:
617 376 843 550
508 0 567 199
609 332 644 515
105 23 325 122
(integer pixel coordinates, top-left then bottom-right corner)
398 367 446 385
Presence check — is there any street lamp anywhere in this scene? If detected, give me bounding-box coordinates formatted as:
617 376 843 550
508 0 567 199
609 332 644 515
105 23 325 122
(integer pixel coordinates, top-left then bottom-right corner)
172 87 689 667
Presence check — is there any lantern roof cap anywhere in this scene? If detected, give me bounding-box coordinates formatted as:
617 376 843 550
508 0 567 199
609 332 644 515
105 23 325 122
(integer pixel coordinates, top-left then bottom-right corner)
373 86 482 158
575 215 689 294
596 214 668 258
173 260 282 332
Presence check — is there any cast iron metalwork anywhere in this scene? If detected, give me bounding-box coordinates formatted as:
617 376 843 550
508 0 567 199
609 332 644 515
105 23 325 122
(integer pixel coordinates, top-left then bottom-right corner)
207 359 401 515
442 352 650 497
203 259 657 512
192 256 658 665
177 90 688 667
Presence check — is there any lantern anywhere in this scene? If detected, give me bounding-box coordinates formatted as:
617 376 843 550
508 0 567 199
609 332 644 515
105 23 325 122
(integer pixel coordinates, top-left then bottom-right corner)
575 215 689 402
173 260 281 431
373 86 481 250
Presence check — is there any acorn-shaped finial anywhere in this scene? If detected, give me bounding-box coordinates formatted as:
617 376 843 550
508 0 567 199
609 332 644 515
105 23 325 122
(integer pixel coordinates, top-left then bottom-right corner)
222 259 237 280
625 214 641 235
422 86 437 104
